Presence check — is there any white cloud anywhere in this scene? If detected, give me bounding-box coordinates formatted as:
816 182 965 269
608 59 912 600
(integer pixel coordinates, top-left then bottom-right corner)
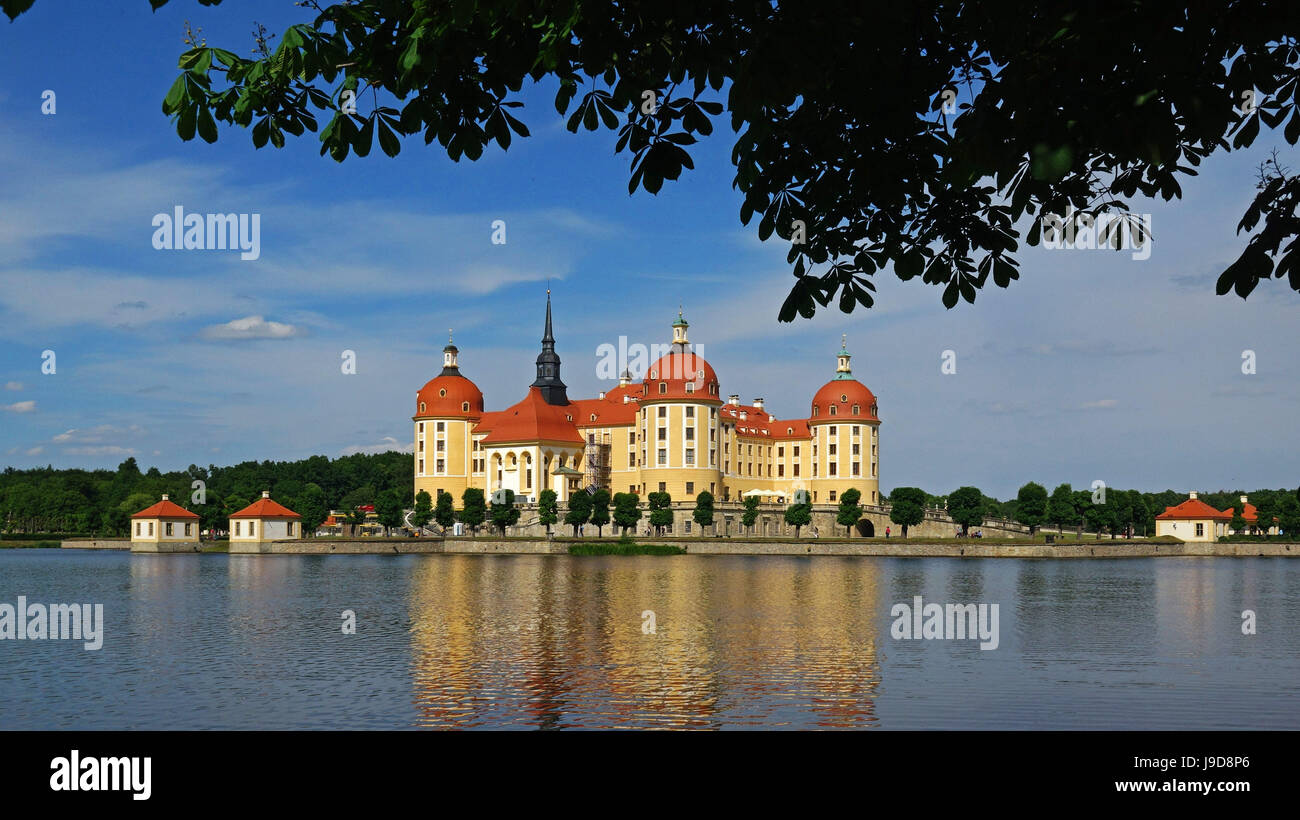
200 315 303 340
53 424 145 444
25 446 43 456
340 436 413 456
1080 399 1119 409
2 400 36 413
4 381 22 390
63 446 137 457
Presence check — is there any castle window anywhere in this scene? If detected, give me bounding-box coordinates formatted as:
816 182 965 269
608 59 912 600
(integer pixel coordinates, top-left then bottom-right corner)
439 389 447 397
812 406 819 417
436 459 445 473
829 405 837 416
420 402 426 413
462 402 470 412
685 383 695 394
437 422 445 432
650 369 658 379
829 490 837 502
686 406 695 418
591 414 597 421
852 405 860 415
659 383 667 394
658 407 667 418
840 394 848 403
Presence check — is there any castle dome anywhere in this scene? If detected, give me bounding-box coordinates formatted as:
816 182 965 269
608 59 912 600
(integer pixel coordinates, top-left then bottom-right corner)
415 331 483 418
810 336 877 421
640 310 721 401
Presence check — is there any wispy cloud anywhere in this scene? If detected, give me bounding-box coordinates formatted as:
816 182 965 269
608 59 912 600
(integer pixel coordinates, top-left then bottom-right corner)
341 436 412 456
200 315 303 340
2 400 36 413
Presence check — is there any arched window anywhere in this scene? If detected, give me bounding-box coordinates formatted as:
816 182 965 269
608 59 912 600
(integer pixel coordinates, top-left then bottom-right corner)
439 388 447 397
419 402 426 413
812 406 819 417
852 404 860 415
829 405 837 416
462 402 470 412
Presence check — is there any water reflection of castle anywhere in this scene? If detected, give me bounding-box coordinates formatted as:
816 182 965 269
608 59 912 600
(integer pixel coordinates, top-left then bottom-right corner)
406 557 884 729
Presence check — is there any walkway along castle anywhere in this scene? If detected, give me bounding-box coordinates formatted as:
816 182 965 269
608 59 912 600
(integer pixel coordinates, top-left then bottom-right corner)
412 294 881 512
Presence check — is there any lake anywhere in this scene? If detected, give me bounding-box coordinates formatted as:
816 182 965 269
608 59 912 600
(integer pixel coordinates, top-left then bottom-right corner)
2 549 1297 729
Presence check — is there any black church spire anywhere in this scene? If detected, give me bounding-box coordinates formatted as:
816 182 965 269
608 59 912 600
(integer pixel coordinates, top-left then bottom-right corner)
531 291 568 405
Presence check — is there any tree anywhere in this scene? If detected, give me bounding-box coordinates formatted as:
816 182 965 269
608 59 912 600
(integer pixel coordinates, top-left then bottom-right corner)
433 491 456 533
458 488 486 535
1230 507 1248 536
589 489 611 536
947 486 985 536
490 489 521 536
345 504 369 536
298 484 328 538
1046 483 1075 535
48 1 1297 321
835 488 862 536
1014 482 1048 535
647 492 673 536
693 490 715 533
565 490 592 536
1276 495 1300 538
374 489 405 536
1131 493 1152 537
411 489 433 534
888 487 927 538
612 492 642 535
538 489 559 536
741 496 760 535
1073 490 1095 539
784 501 812 538
1254 496 1278 537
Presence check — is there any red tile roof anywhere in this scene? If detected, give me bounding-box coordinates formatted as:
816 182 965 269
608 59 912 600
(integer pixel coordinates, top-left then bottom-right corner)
811 379 878 422
132 498 200 519
230 497 301 519
415 373 484 419
477 387 585 445
1156 498 1231 520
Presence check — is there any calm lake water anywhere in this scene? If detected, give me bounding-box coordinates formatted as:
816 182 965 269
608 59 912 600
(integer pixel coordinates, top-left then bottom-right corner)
2 549 1298 730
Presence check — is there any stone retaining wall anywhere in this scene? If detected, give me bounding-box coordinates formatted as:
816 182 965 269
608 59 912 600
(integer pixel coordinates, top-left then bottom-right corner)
59 539 131 550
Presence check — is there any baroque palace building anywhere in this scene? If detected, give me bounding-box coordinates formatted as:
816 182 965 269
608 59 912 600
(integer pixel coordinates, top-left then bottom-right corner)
412 294 881 507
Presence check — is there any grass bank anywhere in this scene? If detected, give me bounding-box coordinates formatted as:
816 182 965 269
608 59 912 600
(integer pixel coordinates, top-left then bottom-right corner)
567 542 685 556
0 540 62 549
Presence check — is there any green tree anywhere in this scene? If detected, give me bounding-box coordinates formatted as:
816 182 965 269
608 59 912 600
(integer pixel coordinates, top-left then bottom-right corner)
298 484 328 538
537 488 559 536
1276 495 1300 538
1254 496 1278 537
1072 490 1094 539
693 490 715 533
947 486 985 536
433 491 457 533
374 489 405 536
565 490 592 536
490 489 521 536
411 489 433 533
647 491 673 536
1131 493 1152 537
741 496 760 535
1014 482 1049 535
1230 507 1248 536
835 488 862 536
53 1 1300 320
458 488 486 535
612 492 642 535
589 489 611 536
345 504 369 535
888 487 927 538
784 501 812 538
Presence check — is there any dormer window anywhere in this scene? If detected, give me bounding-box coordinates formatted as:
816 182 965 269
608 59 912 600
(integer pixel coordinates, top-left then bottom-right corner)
829 405 837 416
787 427 793 434
439 388 447 397
420 402 426 413
590 413 597 421
812 406 819 417
852 404 860 415
462 402 470 411
659 383 667 394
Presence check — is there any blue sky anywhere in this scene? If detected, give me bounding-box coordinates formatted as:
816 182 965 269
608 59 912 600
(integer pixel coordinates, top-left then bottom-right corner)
1 1 1297 499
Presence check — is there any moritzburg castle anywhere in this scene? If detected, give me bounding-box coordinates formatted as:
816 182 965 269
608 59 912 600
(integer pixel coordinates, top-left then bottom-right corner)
412 294 880 509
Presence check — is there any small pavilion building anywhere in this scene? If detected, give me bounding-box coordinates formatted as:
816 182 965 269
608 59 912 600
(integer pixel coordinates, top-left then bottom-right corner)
131 494 201 552
1154 492 1231 542
1222 494 1278 536
229 491 302 553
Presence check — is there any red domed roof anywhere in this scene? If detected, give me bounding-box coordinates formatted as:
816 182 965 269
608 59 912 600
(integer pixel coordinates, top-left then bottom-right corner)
810 379 878 422
415 373 484 419
640 349 721 401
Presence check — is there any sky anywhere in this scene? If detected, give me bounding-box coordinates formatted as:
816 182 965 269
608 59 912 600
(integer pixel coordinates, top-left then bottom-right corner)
0 2 1297 500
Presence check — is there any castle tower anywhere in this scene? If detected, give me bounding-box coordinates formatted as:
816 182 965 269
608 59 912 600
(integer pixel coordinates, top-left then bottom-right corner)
531 291 569 405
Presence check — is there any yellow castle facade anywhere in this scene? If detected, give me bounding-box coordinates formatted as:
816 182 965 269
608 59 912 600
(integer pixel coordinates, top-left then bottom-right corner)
412 295 880 507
